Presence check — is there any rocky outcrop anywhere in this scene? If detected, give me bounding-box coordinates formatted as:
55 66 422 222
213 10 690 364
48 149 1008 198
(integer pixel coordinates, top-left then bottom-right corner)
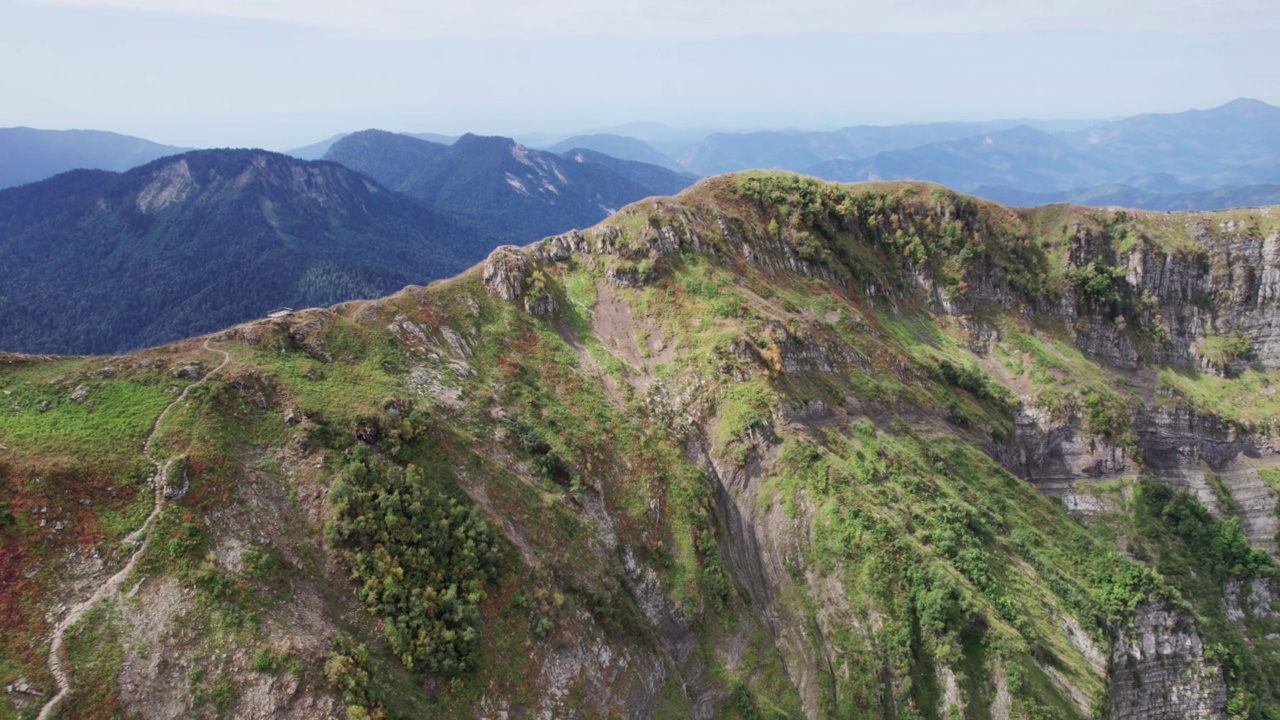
1225 577 1280 621
1131 407 1280 552
1004 405 1135 496
481 245 531 301
1071 223 1280 373
694 433 832 719
1001 389 1280 550
1105 603 1228 720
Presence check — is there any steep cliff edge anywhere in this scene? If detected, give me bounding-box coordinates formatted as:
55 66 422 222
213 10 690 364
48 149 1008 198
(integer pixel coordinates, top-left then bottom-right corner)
3 173 1279 719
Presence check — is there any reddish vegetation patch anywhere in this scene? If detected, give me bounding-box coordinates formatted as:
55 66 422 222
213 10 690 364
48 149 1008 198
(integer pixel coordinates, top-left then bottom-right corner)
412 298 449 330
2 462 143 550
496 327 542 382
171 452 236 512
0 459 149 669
0 538 45 670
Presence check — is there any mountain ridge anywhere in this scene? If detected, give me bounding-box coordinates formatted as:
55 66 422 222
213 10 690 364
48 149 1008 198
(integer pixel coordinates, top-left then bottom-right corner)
3 171 1279 719
976 181 1280 211
8 97 1280 212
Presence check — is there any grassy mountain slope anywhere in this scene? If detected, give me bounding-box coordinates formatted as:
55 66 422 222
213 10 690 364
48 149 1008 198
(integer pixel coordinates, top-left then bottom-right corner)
3 174 1280 719
0 149 493 355
323 130 697 246
0 127 186 190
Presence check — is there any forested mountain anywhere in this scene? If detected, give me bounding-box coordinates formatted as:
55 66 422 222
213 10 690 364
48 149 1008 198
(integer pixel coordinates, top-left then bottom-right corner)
0 149 492 354
322 130 697 244
0 129 687 355
322 129 450 189
0 127 186 190
4 174 1280 720
556 147 698 196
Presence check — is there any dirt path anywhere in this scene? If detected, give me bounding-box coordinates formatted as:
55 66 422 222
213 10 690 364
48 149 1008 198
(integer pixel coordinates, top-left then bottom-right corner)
36 337 231 720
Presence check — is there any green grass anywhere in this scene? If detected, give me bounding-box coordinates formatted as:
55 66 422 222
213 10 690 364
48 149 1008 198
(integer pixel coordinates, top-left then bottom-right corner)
1258 467 1280 495
1082 479 1280 717
0 378 173 463
563 269 597 310
713 379 774 455
1158 366 1280 427
56 601 125 720
997 321 1139 450
765 420 1142 716
1197 331 1253 369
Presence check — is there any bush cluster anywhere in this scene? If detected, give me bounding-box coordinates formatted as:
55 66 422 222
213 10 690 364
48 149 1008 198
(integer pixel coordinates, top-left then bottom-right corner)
326 447 501 675
1138 479 1273 581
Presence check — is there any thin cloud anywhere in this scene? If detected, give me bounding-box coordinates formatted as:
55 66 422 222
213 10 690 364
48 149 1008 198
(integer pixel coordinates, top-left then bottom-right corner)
22 0 1280 38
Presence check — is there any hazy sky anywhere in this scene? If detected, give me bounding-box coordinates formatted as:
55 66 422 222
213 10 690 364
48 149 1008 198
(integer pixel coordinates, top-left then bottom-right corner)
3 0 1280 149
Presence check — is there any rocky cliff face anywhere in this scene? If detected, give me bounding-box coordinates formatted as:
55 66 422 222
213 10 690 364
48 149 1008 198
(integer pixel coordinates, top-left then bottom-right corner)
469 177 1280 718
1105 603 1228 720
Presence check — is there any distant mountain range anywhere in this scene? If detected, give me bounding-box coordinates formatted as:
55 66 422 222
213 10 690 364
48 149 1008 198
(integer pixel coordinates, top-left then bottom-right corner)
803 99 1280 197
322 130 697 245
976 182 1280 211
545 133 685 172
10 98 1280 214
680 121 1049 176
808 125 1114 192
0 127 187 190
0 150 491 354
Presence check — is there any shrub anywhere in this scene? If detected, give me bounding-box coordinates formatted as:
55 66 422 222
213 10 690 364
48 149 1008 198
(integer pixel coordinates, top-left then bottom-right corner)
324 636 385 719
1138 479 1273 581
1069 258 1129 319
326 449 501 675
251 648 276 673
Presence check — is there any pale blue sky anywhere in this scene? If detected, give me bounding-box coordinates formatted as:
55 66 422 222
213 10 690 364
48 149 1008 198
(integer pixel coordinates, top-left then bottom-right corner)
3 0 1279 149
